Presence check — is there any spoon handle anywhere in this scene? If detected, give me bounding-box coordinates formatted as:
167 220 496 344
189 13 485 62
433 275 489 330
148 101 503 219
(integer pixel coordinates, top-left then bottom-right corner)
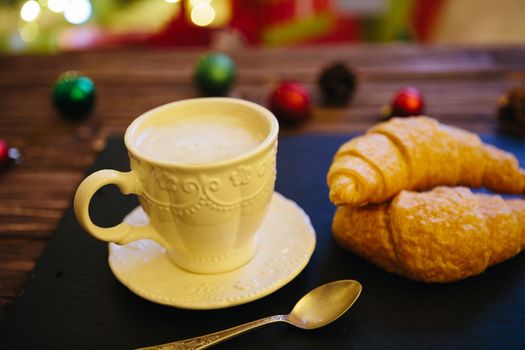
135 314 288 350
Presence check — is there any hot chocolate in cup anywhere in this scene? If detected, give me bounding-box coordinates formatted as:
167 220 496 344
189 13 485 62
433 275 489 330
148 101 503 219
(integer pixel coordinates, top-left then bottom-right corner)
74 98 279 274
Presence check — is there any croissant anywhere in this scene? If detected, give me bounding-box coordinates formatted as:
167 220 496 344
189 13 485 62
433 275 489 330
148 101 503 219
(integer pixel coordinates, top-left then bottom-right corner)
327 116 525 206
333 187 525 282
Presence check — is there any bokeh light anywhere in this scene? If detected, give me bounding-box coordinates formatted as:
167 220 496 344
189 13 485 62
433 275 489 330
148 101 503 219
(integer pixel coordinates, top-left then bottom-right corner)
191 3 215 27
19 22 39 42
20 0 41 22
64 0 92 25
48 0 67 13
189 0 212 6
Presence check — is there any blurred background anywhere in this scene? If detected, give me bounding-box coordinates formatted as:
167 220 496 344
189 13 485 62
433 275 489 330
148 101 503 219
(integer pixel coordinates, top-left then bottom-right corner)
1 0 524 54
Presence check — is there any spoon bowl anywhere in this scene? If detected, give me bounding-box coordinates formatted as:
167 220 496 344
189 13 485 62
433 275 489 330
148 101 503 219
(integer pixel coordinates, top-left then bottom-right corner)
287 280 362 329
137 279 362 350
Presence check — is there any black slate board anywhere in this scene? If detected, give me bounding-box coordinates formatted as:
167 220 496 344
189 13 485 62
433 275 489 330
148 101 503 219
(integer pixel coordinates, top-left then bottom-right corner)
1 134 525 350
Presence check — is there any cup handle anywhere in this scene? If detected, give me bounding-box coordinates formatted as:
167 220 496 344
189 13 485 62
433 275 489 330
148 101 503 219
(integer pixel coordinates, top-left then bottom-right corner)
74 169 169 248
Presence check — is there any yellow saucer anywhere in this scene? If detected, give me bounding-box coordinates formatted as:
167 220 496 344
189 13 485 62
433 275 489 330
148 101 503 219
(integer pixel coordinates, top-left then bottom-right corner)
108 192 316 309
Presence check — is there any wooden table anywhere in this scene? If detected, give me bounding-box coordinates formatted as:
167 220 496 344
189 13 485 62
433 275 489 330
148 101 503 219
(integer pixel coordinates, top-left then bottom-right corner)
0 44 524 318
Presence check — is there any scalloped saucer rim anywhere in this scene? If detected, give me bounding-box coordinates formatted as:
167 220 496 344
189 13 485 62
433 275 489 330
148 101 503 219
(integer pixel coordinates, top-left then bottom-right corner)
108 192 316 309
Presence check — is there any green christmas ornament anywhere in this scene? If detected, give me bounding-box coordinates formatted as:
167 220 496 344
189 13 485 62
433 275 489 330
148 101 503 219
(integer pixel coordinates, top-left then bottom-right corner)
52 71 95 120
194 53 236 96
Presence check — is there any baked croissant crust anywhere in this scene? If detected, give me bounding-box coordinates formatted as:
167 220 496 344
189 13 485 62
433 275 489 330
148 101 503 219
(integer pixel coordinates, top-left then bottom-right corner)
333 187 525 282
327 117 525 206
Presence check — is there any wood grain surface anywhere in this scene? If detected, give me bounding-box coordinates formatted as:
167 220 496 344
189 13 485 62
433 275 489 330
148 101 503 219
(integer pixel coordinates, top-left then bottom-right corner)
0 44 524 318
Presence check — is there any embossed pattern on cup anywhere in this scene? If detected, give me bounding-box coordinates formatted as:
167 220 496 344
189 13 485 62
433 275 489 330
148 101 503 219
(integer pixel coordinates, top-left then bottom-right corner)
131 141 277 272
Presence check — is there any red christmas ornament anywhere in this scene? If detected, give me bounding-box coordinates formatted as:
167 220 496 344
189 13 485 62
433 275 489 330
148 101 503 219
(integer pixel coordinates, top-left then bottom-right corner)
0 139 22 170
386 87 425 118
0 140 9 167
269 82 311 125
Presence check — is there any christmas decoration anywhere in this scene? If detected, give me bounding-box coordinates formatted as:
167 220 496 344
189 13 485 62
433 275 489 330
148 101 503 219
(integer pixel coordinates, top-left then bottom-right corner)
269 81 311 125
0 139 22 171
318 62 356 106
382 86 425 119
194 53 236 96
498 87 525 124
52 71 96 120
497 87 525 135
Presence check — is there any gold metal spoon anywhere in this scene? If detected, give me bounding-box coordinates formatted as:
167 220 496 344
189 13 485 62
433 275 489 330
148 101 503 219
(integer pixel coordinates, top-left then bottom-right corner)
136 280 362 350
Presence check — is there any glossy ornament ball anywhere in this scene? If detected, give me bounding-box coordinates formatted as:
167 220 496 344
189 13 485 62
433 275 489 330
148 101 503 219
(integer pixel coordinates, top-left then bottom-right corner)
52 71 96 120
269 82 311 125
0 139 22 170
0 140 9 167
389 86 425 118
194 53 236 96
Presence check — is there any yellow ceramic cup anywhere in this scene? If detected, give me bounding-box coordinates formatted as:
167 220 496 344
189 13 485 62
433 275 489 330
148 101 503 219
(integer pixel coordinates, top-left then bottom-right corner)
74 98 278 274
